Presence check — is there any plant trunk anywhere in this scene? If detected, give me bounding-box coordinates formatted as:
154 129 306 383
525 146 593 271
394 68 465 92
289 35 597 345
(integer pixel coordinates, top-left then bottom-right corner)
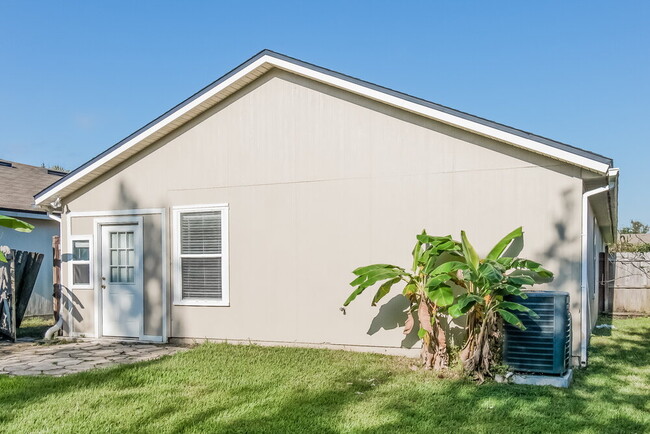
418 297 449 371
420 333 435 369
460 311 477 365
461 309 501 382
432 316 449 370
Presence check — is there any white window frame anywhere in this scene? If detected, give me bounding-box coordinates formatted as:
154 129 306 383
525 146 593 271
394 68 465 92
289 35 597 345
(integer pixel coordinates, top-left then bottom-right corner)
69 235 93 290
172 204 229 306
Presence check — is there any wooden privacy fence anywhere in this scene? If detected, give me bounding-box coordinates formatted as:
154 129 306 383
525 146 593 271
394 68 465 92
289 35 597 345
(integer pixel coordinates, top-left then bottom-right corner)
600 252 650 315
0 248 44 341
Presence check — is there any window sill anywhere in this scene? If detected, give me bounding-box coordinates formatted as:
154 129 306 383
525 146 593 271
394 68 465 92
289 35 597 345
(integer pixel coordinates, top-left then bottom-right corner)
173 299 230 307
71 285 94 290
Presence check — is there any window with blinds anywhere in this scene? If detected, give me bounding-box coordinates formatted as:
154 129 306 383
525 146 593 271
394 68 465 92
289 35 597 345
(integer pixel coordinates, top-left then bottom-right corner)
173 205 229 305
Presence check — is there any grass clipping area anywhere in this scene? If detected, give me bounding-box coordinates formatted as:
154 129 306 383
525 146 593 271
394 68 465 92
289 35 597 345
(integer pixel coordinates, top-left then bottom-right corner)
1 317 649 433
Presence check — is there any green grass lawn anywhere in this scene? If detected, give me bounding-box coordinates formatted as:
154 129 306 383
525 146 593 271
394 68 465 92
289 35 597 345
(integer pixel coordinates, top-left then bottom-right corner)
1 317 648 433
16 315 55 339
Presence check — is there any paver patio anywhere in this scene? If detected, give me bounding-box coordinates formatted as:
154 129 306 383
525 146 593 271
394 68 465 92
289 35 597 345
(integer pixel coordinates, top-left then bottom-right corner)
0 340 187 376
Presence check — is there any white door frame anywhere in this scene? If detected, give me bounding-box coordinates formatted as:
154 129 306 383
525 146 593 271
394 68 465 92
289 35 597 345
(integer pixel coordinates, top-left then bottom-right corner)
93 216 144 340
71 209 167 342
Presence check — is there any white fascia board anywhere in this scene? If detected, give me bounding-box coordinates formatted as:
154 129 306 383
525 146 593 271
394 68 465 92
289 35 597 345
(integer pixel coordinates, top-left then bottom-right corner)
34 57 269 206
36 53 610 206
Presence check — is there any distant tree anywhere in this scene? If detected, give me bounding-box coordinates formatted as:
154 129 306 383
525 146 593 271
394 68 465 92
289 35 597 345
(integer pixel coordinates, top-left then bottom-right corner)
612 220 650 254
41 163 68 173
620 220 650 234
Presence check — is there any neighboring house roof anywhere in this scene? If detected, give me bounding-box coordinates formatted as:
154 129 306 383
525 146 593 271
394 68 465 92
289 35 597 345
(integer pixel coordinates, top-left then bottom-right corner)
619 233 650 245
34 49 617 206
0 160 66 215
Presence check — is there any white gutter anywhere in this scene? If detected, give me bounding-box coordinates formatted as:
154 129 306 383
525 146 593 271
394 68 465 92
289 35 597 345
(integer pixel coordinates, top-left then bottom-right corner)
580 184 611 366
46 212 61 223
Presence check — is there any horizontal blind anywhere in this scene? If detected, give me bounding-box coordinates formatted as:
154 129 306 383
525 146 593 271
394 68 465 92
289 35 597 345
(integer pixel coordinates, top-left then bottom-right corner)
181 257 222 299
179 209 223 300
181 211 221 254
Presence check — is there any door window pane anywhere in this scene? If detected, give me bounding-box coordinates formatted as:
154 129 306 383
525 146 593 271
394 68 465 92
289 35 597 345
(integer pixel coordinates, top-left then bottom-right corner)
127 267 135 283
119 267 128 282
110 266 119 282
108 231 136 283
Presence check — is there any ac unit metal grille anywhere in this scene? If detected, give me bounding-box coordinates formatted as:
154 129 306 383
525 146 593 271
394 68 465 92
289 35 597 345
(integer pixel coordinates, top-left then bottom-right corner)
503 291 571 375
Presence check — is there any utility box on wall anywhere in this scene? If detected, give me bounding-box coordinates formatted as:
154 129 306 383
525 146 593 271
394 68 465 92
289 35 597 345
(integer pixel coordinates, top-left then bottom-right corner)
503 291 571 375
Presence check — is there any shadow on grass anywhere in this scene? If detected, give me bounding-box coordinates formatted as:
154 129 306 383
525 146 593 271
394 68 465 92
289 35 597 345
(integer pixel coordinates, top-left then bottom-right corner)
593 314 614 337
213 320 650 433
0 345 396 432
0 319 649 433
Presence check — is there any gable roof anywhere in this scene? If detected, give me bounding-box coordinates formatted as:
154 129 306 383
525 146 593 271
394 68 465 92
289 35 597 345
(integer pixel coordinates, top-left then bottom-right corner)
0 160 65 214
35 50 615 206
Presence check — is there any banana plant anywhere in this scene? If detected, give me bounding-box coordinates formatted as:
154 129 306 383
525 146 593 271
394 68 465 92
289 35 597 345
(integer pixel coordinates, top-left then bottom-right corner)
0 215 34 262
344 231 460 370
434 227 553 381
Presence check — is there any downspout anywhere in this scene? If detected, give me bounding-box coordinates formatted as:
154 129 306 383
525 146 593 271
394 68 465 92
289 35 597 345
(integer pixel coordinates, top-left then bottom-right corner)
580 185 610 367
45 315 63 339
45 211 63 339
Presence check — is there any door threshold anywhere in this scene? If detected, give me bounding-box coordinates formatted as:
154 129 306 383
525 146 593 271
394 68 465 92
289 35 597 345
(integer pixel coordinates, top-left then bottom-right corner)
97 336 161 344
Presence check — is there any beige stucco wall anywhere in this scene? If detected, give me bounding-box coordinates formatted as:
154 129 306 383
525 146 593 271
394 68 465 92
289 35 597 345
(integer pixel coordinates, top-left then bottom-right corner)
61 69 586 358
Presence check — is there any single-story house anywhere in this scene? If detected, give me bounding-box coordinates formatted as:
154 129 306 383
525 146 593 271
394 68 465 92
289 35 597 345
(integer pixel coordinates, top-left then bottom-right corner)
0 160 65 315
34 50 618 366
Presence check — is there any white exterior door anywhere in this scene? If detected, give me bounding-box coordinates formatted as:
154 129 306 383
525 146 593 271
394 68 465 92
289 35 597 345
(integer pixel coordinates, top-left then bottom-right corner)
100 224 143 338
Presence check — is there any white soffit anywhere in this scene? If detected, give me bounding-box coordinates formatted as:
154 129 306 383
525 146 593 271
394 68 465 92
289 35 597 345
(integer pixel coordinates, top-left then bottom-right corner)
35 53 611 206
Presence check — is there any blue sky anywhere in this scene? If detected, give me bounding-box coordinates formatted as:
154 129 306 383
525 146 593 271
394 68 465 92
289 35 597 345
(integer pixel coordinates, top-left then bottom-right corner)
1 1 648 226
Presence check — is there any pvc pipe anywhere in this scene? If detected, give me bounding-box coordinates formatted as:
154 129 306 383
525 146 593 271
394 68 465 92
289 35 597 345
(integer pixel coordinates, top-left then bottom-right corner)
44 316 63 340
45 210 63 340
580 185 610 366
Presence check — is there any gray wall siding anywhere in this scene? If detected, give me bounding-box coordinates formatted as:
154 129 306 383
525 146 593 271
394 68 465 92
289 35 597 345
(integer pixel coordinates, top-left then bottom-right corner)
62 69 585 356
0 217 58 316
